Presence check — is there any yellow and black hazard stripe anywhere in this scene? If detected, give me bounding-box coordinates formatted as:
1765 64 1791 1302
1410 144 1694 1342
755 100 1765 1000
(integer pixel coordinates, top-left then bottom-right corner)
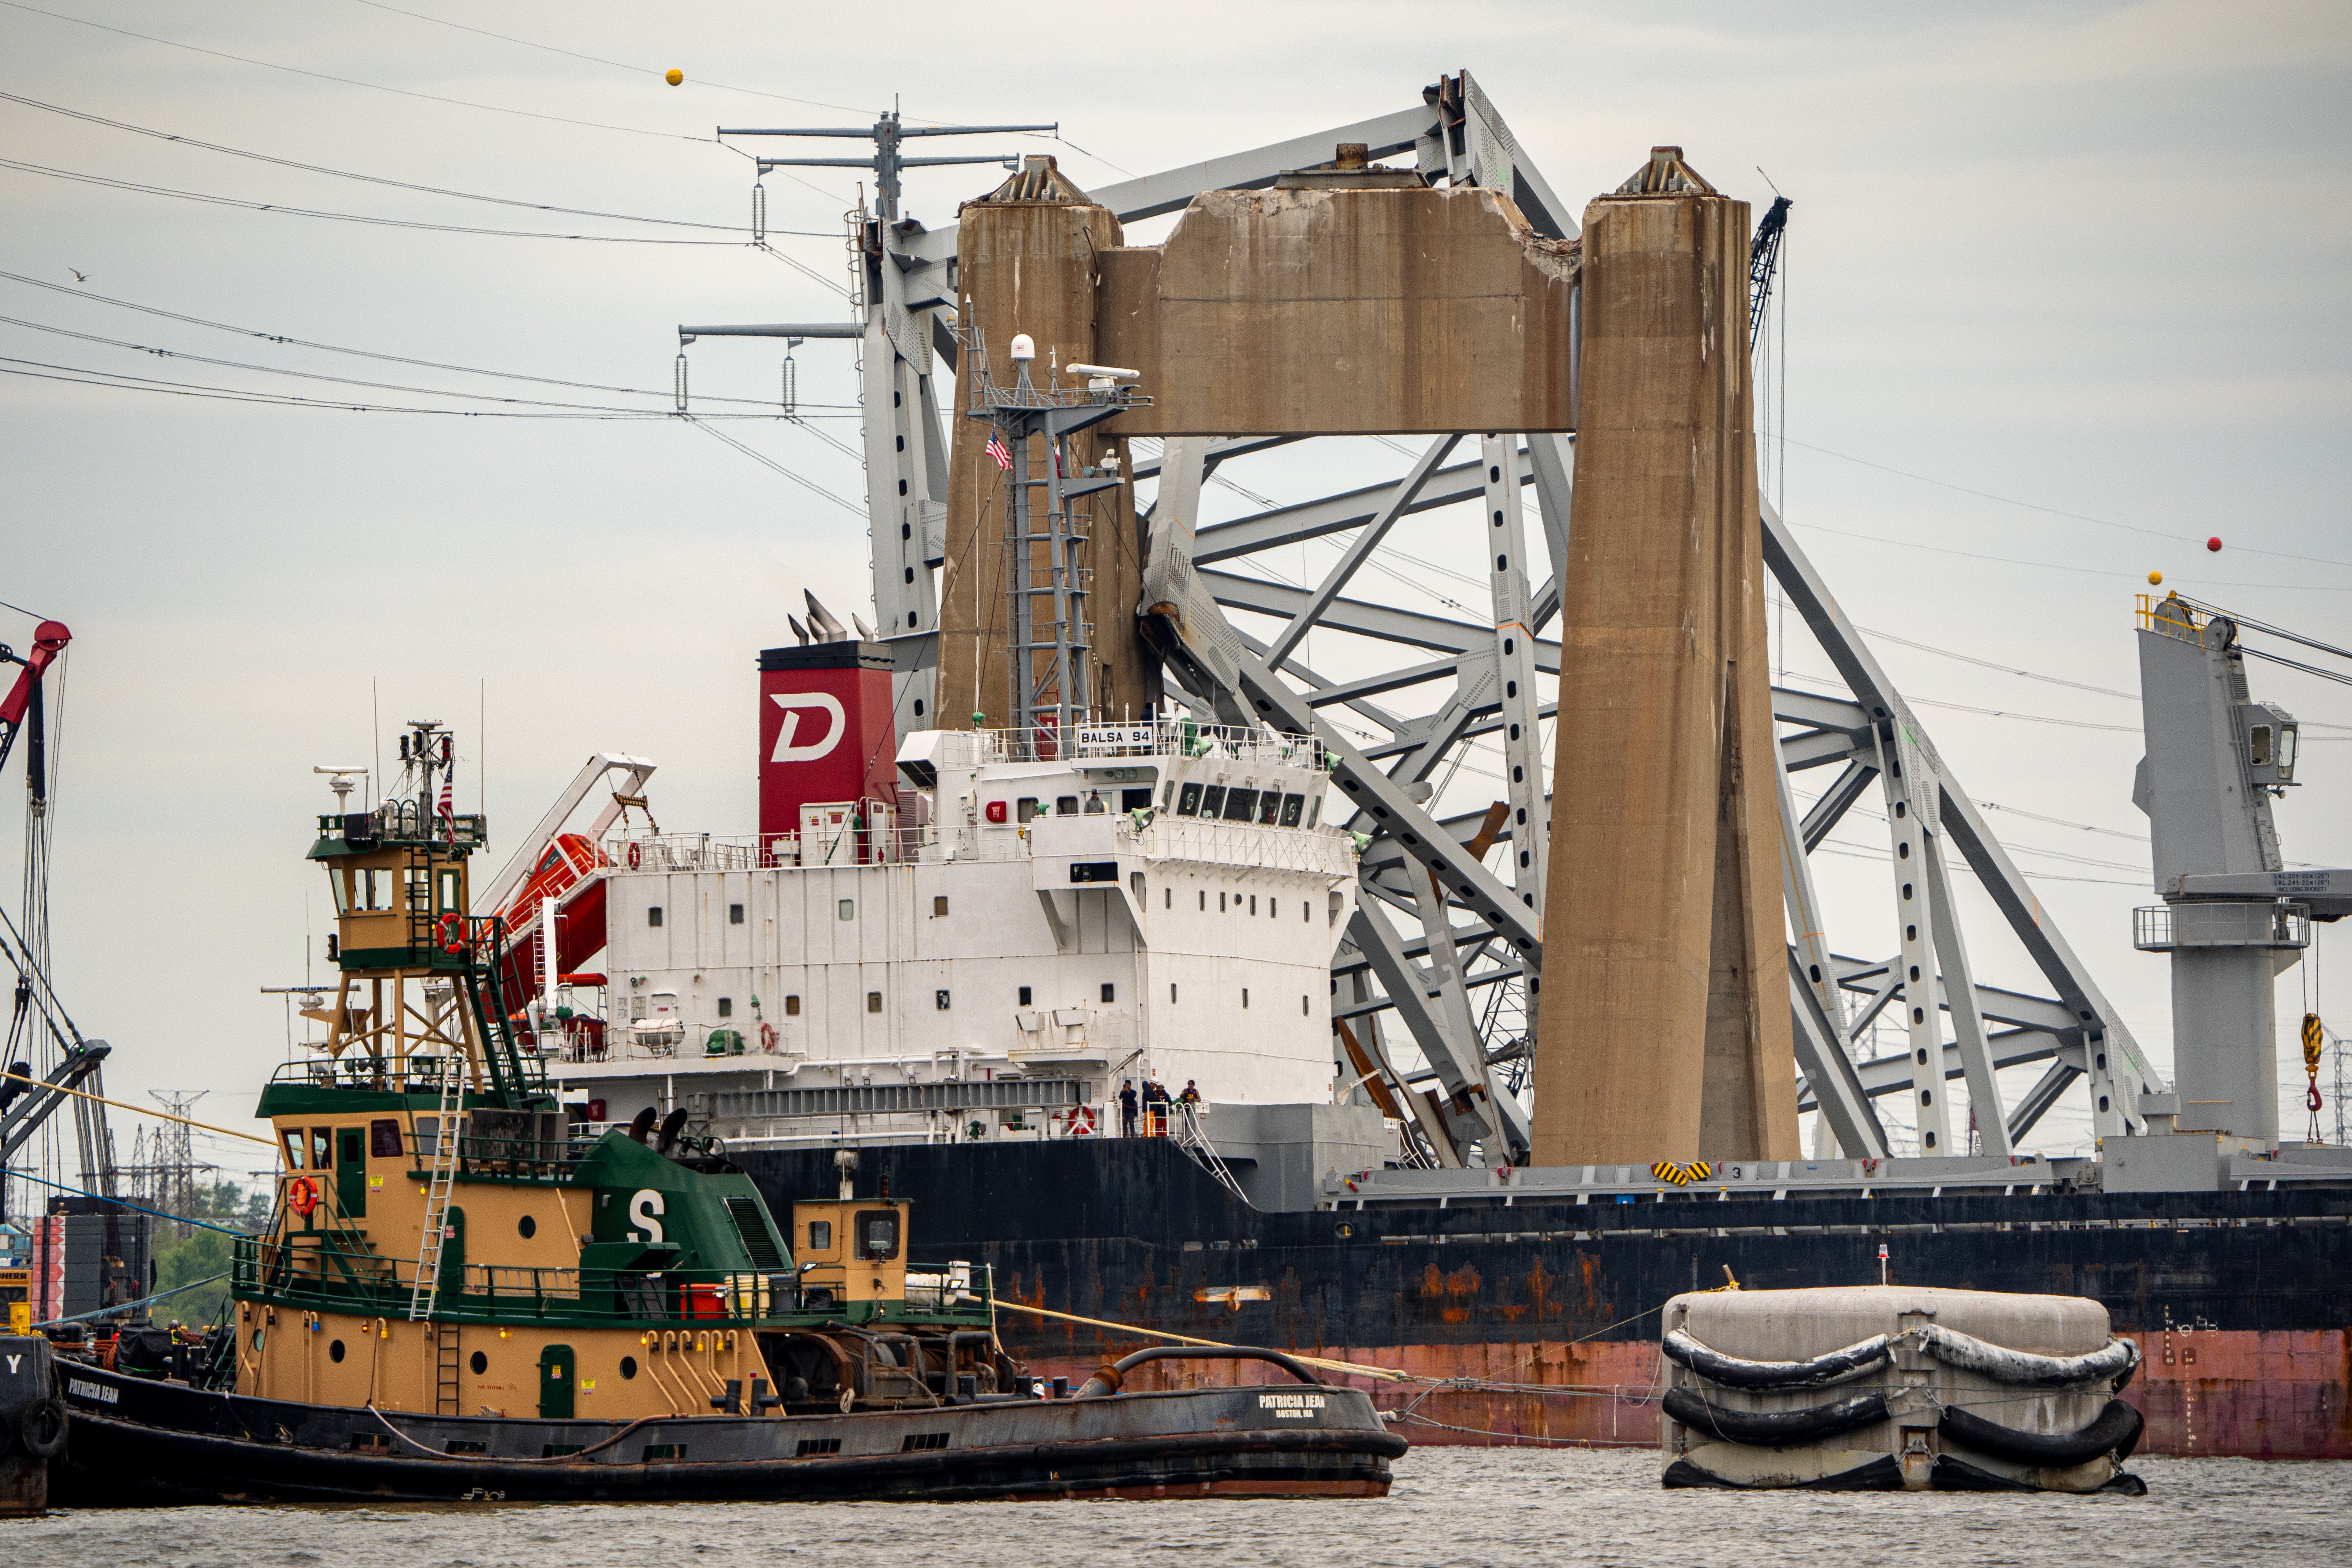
1649 1160 1715 1187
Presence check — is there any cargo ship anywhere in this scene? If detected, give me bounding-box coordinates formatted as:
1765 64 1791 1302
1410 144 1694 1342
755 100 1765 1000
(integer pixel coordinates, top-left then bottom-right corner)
454 594 2347 1462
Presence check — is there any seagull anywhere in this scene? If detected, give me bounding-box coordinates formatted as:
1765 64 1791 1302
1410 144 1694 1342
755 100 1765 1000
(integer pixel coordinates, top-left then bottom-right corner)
69 269 87 282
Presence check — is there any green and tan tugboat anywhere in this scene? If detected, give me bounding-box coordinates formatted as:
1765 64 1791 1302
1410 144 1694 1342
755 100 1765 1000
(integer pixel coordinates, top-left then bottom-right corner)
49 724 1403 1503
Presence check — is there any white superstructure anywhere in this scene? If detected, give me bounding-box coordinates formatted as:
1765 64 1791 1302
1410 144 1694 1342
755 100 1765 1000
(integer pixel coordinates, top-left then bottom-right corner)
554 720 1360 1148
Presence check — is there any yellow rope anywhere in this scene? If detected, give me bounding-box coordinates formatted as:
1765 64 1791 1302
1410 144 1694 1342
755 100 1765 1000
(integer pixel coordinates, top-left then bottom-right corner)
990 1299 1416 1383
0 1068 277 1147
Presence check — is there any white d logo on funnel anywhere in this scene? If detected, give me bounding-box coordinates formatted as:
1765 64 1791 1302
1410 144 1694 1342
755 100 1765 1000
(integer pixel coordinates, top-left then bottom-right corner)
769 692 846 762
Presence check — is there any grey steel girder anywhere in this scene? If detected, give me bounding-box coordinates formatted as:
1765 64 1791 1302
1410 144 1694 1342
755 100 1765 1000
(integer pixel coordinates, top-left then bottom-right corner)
1762 501 2163 1132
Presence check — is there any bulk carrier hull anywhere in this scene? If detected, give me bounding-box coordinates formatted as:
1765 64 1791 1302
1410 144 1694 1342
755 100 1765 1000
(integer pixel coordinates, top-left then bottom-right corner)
739 1142 2352 1460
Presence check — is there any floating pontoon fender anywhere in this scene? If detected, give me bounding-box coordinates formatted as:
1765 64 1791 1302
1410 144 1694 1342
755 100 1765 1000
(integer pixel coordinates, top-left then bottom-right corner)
1915 1326 2141 1389
1660 1328 1893 1390
1661 1386 1890 1447
1938 1396 2145 1466
1662 1454 1906 1491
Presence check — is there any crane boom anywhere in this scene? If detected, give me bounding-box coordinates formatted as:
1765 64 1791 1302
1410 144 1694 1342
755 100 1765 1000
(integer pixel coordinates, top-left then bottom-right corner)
0 619 70 777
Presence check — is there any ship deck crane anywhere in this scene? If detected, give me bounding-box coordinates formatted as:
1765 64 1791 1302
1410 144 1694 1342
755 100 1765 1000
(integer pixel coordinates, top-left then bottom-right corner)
0 616 120 1218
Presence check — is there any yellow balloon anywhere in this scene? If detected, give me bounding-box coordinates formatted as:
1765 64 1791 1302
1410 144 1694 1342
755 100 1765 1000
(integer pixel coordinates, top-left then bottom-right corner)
2147 570 2163 585
665 67 684 86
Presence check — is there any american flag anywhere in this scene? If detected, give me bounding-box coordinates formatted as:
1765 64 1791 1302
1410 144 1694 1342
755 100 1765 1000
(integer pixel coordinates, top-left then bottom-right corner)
985 431 1011 470
437 744 457 840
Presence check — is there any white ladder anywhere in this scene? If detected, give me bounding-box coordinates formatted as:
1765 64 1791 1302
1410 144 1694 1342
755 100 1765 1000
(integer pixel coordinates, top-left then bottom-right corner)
407 1057 465 1321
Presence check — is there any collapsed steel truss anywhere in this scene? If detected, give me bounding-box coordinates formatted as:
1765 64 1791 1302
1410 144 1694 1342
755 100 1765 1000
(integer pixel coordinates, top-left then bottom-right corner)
695 70 2166 1167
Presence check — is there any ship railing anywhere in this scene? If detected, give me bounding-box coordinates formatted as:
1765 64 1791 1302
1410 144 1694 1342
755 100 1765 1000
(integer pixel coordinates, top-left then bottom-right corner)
602 826 938 873
1125 816 1359 875
269 1054 479 1098
949 716 1325 768
232 1235 837 1326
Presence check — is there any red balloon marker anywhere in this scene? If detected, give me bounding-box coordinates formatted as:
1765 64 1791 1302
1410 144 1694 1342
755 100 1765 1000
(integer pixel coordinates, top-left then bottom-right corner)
2207 536 2223 552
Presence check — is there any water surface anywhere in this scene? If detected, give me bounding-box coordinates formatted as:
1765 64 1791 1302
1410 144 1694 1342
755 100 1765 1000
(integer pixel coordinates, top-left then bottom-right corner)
11 1448 2340 1566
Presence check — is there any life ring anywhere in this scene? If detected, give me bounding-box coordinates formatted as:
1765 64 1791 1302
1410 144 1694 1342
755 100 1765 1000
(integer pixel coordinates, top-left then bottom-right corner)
759 1022 779 1052
626 841 641 870
1068 1105 1097 1136
286 1175 321 1217
437 913 466 955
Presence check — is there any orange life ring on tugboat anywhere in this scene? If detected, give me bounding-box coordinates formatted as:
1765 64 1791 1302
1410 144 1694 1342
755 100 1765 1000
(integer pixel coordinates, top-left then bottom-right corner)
626 841 641 870
286 1175 321 1217
1067 1105 1098 1136
437 913 466 955
759 1022 779 1053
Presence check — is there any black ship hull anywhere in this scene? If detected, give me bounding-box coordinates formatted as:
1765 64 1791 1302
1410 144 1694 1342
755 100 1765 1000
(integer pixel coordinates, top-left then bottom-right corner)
53 1363 1402 1504
738 1141 2352 1459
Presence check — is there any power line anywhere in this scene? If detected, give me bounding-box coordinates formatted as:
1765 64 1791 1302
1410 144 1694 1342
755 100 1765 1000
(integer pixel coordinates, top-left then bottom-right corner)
1973 801 2149 843
0 155 745 244
0 314 784 416
0 88 842 234
0 268 852 411
682 415 864 514
1 356 696 417
1792 519 2347 593
343 0 884 115
0 0 715 143
1781 432 2352 572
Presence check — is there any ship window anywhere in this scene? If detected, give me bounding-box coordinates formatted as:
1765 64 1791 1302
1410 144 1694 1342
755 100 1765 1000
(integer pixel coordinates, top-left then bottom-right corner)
1199 786 1226 818
518 1214 537 1239
1221 788 1258 822
330 869 350 916
730 903 745 924
281 1129 305 1169
934 896 949 918
1256 791 1281 826
1122 788 1153 813
1250 896 1258 916
620 1356 638 1380
1176 783 1203 817
363 867 394 911
2279 726 2298 769
867 991 883 1013
1279 793 1305 828
471 1351 489 1375
1101 983 1115 1004
807 1220 833 1251
1242 988 1250 1009
1161 781 1175 809
784 995 801 1016
717 998 733 1018
854 1209 902 1261
329 1339 345 1363
1171 984 1178 1004
311 1128 332 1168
2249 724 2272 766
437 869 461 911
936 990 951 1011
648 906 664 928
1303 995 1310 1016
1056 796 1079 816
1198 890 1206 911
1164 888 1171 909
1018 986 1032 1006
370 1119 403 1159
1219 893 1226 912
838 900 855 921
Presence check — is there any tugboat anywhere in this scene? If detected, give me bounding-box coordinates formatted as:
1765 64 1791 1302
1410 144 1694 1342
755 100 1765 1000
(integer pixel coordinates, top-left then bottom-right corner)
49 724 1403 1503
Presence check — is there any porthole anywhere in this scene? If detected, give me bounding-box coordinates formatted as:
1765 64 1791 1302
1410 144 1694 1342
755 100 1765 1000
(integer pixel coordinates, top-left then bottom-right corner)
328 1339 346 1362
621 1355 639 1380
471 1350 489 1374
518 1214 537 1239
252 1328 265 1350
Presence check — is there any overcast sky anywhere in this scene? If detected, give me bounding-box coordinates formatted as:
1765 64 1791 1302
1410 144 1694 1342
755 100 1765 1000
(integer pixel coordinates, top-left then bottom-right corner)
5 0 2348 1182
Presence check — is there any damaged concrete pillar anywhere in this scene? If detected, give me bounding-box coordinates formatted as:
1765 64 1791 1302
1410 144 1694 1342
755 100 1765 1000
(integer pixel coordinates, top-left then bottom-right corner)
938 156 1159 731
1532 149 1798 1167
